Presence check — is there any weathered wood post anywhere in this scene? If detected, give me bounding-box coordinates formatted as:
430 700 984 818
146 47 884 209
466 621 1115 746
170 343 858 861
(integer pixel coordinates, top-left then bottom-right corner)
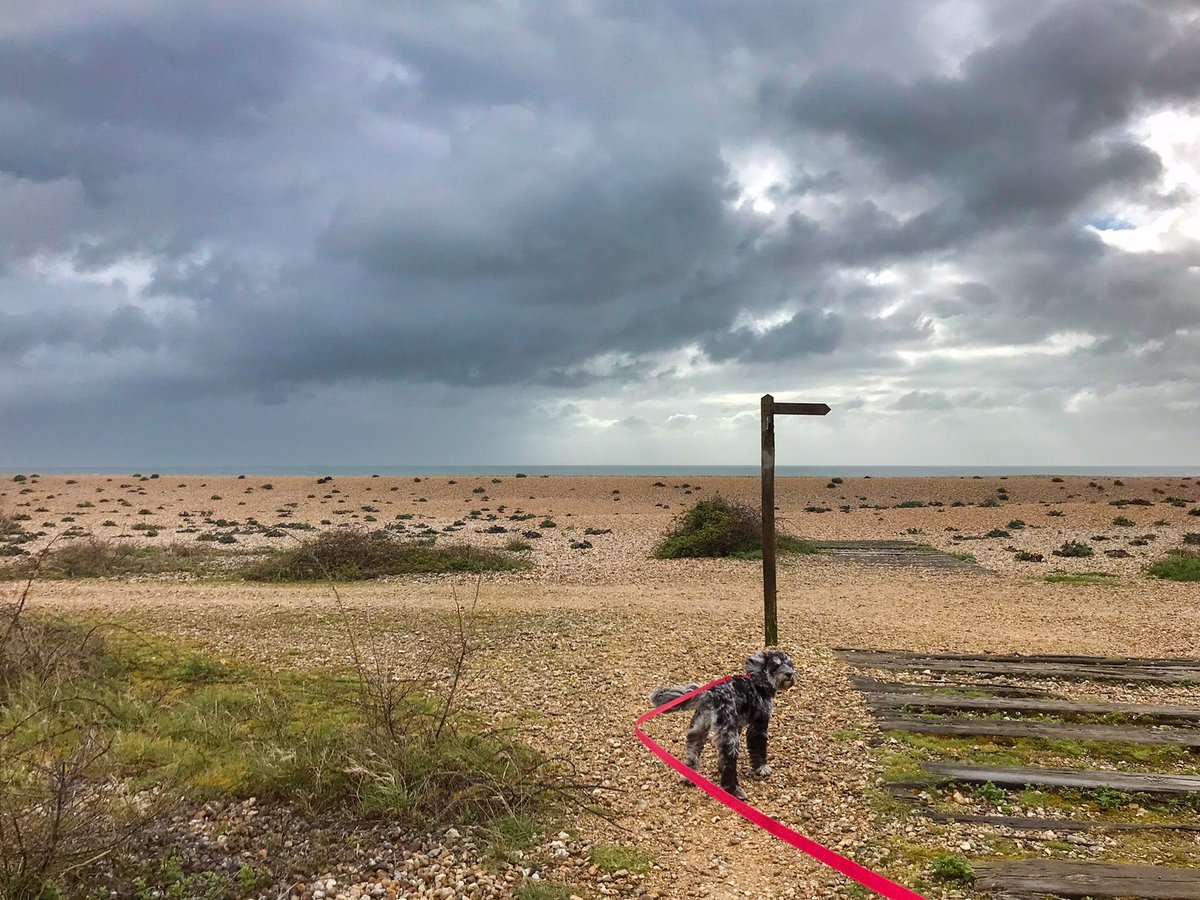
761 395 777 646
760 395 831 646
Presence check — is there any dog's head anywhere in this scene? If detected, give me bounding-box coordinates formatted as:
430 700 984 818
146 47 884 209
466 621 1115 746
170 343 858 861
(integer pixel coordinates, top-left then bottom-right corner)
745 650 798 691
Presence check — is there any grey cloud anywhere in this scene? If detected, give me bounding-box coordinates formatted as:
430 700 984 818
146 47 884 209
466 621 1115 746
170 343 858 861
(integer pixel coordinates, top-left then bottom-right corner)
0 304 159 357
780 2 1198 228
0 23 297 132
0 1 1198 465
891 390 954 411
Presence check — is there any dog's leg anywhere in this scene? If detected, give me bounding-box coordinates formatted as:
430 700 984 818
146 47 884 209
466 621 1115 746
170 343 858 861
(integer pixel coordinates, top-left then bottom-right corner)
715 726 747 800
748 715 771 778
680 709 711 784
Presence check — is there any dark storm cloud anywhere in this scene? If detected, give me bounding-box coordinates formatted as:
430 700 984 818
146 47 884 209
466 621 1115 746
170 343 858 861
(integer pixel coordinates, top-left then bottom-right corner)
0 24 295 132
1 0 1199 465
780 2 1199 224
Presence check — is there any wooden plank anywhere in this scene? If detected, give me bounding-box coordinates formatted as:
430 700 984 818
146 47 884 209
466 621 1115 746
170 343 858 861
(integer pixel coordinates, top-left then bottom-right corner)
838 649 1200 667
875 715 1200 746
915 808 1200 833
868 692 1200 724
772 401 830 416
837 650 1200 683
850 677 1056 698
973 860 1200 898
886 782 1200 829
922 763 1200 796
761 394 776 647
815 541 933 550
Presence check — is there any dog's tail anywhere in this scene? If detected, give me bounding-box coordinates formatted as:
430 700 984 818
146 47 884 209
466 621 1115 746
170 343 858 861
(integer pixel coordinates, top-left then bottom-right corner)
648 683 703 711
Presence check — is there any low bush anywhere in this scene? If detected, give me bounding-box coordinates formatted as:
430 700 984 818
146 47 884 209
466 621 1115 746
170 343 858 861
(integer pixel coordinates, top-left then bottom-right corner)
654 498 818 559
1053 540 1094 558
1 539 220 580
930 854 974 883
1147 551 1200 582
239 529 526 581
0 618 572 899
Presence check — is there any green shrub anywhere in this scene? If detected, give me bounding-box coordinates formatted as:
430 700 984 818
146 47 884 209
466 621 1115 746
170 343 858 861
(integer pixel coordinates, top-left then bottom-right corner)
239 529 526 581
1 539 218 580
0 625 567 898
1147 552 1200 582
1053 540 1094 558
930 854 974 883
1045 572 1116 585
589 845 653 874
654 498 817 559
1112 516 1135 527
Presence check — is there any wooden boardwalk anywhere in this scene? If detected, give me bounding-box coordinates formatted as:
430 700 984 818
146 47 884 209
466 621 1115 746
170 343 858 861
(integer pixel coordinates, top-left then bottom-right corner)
875 715 1200 746
973 860 1200 898
868 691 1200 724
808 540 986 571
922 763 1200 796
837 649 1200 683
839 651 1200 897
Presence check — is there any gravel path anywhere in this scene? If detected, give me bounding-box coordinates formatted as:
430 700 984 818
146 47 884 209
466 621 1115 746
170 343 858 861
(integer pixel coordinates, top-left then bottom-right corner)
20 554 1200 899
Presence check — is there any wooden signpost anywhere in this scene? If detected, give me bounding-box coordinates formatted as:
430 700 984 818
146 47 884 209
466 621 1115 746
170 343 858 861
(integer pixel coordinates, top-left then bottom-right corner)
761 394 830 646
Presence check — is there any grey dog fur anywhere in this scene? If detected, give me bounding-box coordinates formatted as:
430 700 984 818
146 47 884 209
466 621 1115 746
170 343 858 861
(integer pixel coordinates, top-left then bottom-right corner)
648 649 798 800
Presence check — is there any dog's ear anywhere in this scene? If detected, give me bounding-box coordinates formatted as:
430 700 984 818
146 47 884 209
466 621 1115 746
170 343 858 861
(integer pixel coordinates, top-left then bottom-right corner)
744 650 768 674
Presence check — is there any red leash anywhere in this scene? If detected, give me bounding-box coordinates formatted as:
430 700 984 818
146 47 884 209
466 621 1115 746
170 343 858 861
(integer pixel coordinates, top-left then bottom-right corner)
635 676 928 899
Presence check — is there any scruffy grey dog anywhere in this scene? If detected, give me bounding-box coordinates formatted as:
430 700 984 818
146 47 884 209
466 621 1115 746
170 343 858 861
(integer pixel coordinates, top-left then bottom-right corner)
649 650 797 800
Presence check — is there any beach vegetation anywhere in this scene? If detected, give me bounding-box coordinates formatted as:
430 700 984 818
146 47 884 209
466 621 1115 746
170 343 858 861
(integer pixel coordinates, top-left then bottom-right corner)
930 854 974 884
1147 551 1200 582
588 845 652 874
239 529 526 582
0 608 576 899
654 497 818 559
1044 572 1116 585
1 539 223 580
1052 540 1094 558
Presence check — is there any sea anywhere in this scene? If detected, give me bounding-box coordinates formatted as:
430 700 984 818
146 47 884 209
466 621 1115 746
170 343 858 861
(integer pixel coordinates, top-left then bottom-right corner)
9 465 1199 478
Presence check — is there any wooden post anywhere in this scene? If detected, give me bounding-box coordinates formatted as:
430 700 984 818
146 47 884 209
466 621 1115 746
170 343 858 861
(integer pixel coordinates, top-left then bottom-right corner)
759 396 831 647
761 394 777 646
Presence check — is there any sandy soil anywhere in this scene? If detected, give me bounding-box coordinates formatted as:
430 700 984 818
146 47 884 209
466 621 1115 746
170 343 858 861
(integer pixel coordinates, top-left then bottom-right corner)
4 473 1200 898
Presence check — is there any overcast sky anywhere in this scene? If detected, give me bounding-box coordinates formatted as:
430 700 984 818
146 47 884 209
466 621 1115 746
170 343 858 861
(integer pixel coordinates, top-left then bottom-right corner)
2 1 1199 468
